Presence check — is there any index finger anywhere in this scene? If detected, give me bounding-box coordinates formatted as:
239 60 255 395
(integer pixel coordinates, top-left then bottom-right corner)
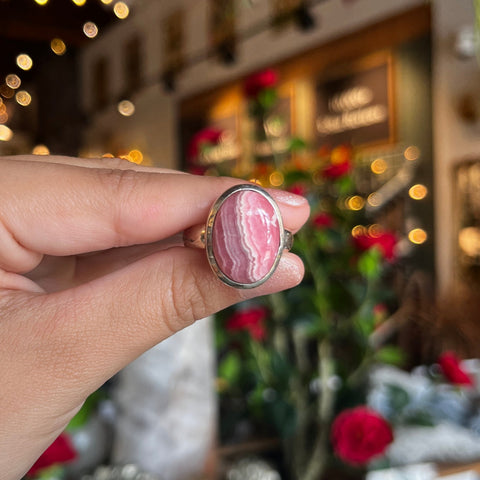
0 158 309 273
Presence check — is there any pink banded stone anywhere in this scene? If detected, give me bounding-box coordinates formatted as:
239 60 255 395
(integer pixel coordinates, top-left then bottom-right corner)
212 190 281 285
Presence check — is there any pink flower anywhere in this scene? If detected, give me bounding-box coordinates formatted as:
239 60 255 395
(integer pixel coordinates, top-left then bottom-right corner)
27 433 76 477
226 306 268 341
353 232 397 261
331 407 393 466
312 212 334 229
244 69 278 98
438 351 474 387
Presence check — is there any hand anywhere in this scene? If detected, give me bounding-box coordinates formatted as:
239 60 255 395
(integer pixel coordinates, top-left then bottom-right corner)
0 155 309 479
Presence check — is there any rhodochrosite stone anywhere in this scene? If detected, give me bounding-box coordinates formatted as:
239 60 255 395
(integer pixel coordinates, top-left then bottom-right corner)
212 190 281 285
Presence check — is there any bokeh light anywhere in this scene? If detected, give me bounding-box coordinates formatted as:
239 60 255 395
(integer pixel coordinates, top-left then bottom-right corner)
128 149 144 164
114 1 130 19
72 0 86 5
0 125 13 142
83 22 99 38
351 225 367 237
32 144 50 155
408 228 427 245
5 74 21 90
370 158 387 175
367 192 383 207
16 90 32 106
51 38 67 56
117 100 135 116
0 84 14 99
269 171 284 187
34 0 49 5
409 184 428 200
404 145 420 161
347 195 365 211
101 0 113 3
16 54 33 71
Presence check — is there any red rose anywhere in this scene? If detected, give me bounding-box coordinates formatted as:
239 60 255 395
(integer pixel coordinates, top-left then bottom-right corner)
187 127 223 160
27 433 76 477
438 351 474 386
331 406 393 466
244 69 278 98
312 212 334 229
226 306 268 341
353 232 397 260
287 183 307 197
322 160 351 179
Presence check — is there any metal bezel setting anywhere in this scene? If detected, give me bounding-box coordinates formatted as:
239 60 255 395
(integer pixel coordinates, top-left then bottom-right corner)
205 183 288 289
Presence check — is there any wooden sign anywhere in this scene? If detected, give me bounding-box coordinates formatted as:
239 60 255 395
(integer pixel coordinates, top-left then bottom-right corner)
316 57 393 146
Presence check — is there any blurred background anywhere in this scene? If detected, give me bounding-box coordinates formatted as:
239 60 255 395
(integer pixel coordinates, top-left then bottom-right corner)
3 0 480 479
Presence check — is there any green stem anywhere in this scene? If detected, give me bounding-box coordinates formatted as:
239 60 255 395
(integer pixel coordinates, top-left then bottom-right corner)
302 338 335 480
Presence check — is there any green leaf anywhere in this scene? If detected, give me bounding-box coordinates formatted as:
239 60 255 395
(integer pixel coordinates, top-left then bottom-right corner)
258 88 278 110
375 346 406 367
67 391 103 431
289 137 308 152
403 410 435 427
357 248 382 279
218 351 242 384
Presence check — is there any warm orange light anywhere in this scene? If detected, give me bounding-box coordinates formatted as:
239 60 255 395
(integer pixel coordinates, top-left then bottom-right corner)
51 38 67 55
34 0 49 5
32 144 50 155
371 158 387 175
404 145 420 161
409 184 428 200
83 22 99 38
0 84 14 99
72 0 86 5
408 228 427 245
5 74 21 89
269 171 284 187
15 90 32 106
118 100 135 116
351 225 366 237
113 1 129 19
16 54 33 71
128 149 143 164
347 195 365 211
0 125 13 142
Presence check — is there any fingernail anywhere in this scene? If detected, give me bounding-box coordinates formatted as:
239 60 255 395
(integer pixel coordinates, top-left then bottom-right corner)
272 189 308 207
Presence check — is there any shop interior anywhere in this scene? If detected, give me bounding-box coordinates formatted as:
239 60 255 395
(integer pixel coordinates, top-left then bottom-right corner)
2 0 480 479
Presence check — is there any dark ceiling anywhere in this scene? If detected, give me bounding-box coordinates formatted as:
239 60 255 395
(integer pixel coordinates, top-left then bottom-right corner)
0 0 117 79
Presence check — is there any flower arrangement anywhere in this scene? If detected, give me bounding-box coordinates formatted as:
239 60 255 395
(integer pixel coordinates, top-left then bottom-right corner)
207 69 404 479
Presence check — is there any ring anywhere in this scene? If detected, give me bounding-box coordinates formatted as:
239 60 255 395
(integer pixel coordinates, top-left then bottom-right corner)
183 184 293 289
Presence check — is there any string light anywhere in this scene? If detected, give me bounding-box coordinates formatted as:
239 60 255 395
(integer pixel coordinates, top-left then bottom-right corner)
0 125 13 142
16 54 33 71
113 2 130 19
351 225 366 237
34 0 49 5
409 184 428 200
0 84 14 99
5 74 21 90
404 145 420 161
269 171 284 187
83 22 99 38
370 158 387 175
128 149 143 164
101 0 113 3
71 0 86 5
32 145 50 155
51 38 67 56
347 195 365 211
117 100 135 116
16 90 32 106
408 228 427 245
